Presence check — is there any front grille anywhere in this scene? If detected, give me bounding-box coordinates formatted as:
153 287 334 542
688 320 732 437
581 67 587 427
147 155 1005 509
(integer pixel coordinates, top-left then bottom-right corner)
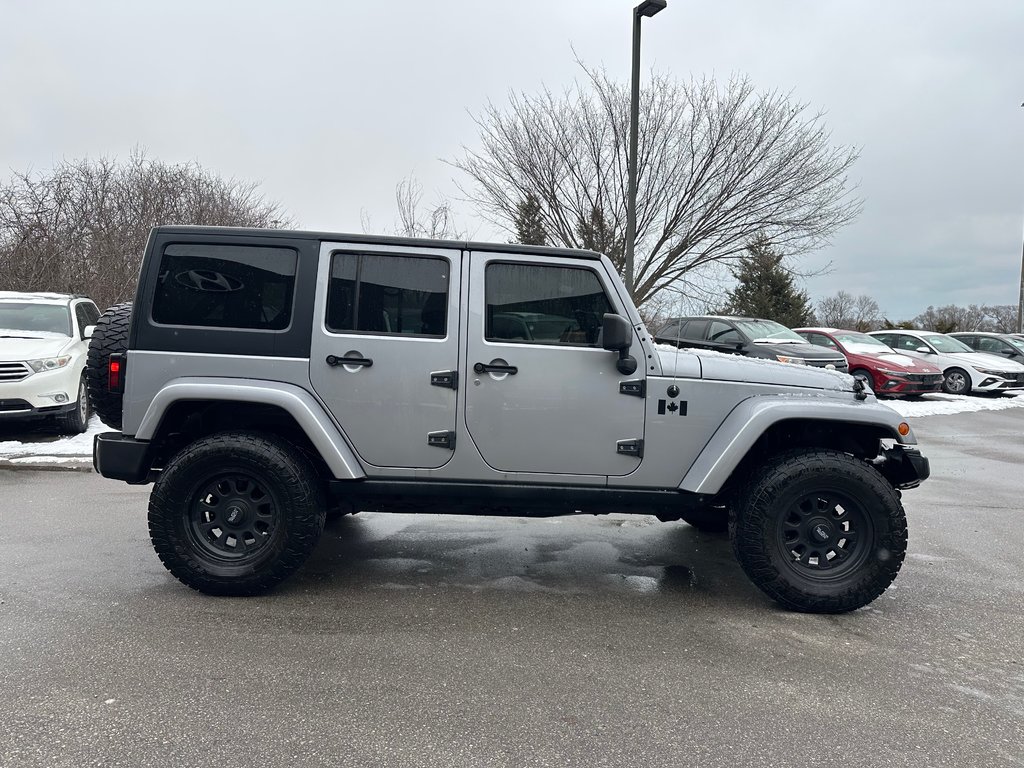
807 358 849 372
0 361 31 382
904 373 943 385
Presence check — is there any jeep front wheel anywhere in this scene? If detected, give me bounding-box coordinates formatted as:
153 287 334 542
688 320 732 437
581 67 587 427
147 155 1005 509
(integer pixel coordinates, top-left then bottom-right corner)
730 449 907 613
148 432 326 596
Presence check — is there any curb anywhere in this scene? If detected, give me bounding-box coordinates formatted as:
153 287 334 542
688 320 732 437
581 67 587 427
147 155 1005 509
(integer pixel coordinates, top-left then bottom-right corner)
0 458 93 472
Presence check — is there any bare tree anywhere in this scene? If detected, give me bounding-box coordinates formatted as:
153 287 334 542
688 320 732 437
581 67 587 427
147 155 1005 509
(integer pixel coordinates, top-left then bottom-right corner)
816 291 882 331
913 304 987 333
0 150 291 309
451 66 861 307
389 175 463 240
984 304 1018 333
816 291 857 328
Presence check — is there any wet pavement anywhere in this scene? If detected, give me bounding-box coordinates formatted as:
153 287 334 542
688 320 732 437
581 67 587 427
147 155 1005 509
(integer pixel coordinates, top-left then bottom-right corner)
1 409 1022 767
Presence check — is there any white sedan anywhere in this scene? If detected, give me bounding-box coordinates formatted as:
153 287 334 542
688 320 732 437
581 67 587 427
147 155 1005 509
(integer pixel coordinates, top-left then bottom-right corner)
868 329 1024 395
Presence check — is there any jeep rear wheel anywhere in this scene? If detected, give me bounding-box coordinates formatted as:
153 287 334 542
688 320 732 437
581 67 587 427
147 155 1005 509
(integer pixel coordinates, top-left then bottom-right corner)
86 302 132 429
148 432 326 596
730 449 907 613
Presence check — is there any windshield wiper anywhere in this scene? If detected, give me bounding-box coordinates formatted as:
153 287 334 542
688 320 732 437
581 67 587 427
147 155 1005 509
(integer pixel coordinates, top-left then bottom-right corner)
0 334 43 339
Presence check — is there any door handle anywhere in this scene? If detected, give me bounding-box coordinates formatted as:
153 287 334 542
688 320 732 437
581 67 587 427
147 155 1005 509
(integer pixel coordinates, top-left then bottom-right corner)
474 361 518 375
326 355 373 368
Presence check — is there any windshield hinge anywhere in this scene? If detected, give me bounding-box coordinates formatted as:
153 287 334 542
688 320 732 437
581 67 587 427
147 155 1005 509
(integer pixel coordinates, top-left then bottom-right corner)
619 379 646 397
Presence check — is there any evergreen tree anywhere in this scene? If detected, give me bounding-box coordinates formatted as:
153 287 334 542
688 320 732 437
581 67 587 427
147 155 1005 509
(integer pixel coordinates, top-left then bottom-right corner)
511 193 548 246
724 236 813 326
575 205 624 268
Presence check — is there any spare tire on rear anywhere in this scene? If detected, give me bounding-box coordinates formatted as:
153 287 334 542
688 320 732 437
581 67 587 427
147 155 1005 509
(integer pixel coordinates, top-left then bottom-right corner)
86 302 133 430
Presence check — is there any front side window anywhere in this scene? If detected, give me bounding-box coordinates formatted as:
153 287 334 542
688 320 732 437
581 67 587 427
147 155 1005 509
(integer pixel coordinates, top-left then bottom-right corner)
326 253 448 336
485 263 613 346
152 244 297 330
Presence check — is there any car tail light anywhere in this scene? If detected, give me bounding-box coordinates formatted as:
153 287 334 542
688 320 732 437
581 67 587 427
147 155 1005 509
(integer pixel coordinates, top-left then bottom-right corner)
108 354 125 393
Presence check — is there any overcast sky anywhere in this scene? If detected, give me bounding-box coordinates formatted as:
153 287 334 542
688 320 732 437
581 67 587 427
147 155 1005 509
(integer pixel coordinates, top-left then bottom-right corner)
2 0 1022 320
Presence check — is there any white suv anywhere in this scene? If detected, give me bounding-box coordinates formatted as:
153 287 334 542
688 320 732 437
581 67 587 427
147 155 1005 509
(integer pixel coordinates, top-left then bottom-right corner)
0 291 101 433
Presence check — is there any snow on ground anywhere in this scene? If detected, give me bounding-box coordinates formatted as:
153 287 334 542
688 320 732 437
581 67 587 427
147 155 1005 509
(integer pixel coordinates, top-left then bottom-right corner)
0 416 105 465
883 392 1024 418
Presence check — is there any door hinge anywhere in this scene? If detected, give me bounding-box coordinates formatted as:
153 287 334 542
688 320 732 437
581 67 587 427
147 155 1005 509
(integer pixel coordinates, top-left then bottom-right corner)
427 430 456 450
430 370 458 390
616 438 644 458
619 379 646 397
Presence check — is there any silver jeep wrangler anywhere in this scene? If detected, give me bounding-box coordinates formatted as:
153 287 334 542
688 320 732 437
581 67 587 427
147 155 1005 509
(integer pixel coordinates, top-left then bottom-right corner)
88 226 929 613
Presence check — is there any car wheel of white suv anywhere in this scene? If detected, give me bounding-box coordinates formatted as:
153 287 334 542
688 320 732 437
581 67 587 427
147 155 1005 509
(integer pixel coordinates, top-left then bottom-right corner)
55 375 90 434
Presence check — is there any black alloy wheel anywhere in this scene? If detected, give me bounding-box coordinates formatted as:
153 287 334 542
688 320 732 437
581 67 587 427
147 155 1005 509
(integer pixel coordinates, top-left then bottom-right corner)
187 474 280 562
775 490 872 579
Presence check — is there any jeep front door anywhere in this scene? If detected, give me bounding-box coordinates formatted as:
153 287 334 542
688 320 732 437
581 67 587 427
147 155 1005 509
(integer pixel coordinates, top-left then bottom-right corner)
310 243 460 469
464 254 646 476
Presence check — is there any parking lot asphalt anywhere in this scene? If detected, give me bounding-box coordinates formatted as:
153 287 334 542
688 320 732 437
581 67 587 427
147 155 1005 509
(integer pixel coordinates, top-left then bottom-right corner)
1 409 1023 768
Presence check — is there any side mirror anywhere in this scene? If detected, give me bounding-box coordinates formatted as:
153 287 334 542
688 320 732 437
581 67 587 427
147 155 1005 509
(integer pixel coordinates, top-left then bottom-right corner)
602 313 637 375
83 325 96 340
916 346 932 354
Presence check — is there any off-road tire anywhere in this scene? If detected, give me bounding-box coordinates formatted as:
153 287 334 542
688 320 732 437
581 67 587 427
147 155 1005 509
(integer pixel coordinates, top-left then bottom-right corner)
679 505 729 533
86 302 132 429
942 367 971 395
55 374 90 434
729 449 907 614
148 431 326 596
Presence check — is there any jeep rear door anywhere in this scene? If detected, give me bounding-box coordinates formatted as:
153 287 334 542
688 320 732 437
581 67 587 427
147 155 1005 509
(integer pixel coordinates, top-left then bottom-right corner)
310 242 460 469
464 252 646 476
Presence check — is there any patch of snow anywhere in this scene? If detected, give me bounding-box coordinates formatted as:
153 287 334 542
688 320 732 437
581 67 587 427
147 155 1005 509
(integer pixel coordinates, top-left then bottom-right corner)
8 455 88 465
884 392 1024 418
0 416 105 458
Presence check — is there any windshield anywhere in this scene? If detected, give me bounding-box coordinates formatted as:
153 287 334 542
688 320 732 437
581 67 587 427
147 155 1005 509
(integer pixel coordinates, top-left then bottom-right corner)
0 303 71 336
1007 337 1024 353
833 331 892 354
924 334 974 353
735 319 808 343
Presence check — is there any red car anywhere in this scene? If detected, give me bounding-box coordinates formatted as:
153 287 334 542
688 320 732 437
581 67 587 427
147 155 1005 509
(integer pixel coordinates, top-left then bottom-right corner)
793 327 944 397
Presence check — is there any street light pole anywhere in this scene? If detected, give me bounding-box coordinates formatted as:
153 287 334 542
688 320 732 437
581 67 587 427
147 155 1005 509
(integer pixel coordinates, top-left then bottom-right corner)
1018 102 1024 333
624 0 667 301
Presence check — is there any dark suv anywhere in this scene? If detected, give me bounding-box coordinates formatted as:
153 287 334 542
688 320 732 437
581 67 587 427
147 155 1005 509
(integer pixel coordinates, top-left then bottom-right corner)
655 316 849 372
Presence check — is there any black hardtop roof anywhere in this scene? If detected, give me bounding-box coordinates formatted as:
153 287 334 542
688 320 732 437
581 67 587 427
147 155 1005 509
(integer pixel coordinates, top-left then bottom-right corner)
153 225 603 261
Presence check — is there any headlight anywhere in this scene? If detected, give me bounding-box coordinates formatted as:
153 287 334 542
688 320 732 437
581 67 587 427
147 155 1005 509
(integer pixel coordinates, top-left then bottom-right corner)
971 367 1005 376
776 355 807 365
877 368 907 377
26 356 71 373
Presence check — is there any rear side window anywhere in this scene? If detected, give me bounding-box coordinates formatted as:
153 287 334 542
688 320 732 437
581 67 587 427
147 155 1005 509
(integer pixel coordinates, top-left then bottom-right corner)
485 263 613 346
326 253 449 336
152 244 297 330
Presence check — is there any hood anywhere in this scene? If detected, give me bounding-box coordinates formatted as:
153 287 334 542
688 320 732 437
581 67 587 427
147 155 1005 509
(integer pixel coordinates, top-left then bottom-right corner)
867 352 941 372
656 347 851 391
0 334 75 361
964 351 1024 372
750 340 845 362
934 350 1024 372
